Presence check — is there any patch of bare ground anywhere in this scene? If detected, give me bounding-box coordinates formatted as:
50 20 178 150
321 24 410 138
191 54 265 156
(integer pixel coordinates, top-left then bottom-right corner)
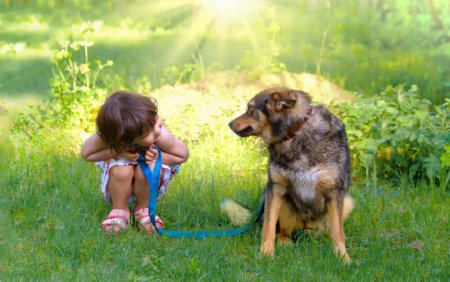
151 70 356 122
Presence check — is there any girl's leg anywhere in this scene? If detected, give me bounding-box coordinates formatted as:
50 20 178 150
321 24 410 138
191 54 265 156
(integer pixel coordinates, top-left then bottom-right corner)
133 165 164 210
133 166 165 233
107 165 134 210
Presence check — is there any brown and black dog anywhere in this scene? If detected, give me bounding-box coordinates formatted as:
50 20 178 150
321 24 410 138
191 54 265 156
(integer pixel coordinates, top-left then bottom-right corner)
229 87 354 263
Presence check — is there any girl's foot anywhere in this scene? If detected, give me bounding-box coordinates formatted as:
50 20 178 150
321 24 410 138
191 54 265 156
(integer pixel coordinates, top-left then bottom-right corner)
133 207 164 234
101 208 130 234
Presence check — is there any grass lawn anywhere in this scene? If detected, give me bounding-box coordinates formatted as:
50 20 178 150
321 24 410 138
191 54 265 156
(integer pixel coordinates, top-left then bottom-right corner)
1 132 448 280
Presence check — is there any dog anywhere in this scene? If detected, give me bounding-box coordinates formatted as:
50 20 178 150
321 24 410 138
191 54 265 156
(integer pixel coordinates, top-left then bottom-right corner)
229 87 354 263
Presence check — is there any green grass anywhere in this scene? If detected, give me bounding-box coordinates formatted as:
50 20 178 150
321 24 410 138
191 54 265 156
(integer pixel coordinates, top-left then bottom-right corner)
1 127 448 281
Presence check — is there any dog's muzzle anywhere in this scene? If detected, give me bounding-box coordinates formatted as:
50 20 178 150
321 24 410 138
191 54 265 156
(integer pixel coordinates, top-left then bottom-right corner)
228 122 253 137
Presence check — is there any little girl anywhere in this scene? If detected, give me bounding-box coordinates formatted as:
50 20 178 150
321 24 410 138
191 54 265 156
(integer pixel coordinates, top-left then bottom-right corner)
81 91 189 234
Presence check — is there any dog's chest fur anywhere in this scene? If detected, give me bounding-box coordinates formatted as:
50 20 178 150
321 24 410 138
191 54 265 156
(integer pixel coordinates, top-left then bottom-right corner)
269 153 325 214
276 164 319 201
268 125 334 215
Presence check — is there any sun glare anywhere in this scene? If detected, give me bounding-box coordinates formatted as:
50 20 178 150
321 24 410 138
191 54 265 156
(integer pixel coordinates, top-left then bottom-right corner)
200 0 259 23
149 0 264 67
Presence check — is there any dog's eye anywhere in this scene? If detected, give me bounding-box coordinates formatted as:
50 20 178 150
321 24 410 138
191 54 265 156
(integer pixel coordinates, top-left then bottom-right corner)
247 108 259 119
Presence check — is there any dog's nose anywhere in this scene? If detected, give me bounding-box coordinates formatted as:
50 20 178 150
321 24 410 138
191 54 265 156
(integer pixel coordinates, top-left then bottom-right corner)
228 121 237 132
228 120 241 132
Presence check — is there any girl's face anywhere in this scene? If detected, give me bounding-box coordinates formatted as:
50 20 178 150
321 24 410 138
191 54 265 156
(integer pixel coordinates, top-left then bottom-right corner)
134 115 163 147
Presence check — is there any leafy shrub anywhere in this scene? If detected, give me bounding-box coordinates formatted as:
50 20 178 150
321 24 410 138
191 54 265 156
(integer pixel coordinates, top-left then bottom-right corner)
12 22 112 139
336 84 449 186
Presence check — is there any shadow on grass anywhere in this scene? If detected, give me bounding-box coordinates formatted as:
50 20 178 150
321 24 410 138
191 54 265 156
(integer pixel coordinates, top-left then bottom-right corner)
0 57 53 98
0 30 52 48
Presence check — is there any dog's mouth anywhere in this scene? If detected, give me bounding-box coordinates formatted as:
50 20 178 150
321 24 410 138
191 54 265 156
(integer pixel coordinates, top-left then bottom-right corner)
229 123 254 137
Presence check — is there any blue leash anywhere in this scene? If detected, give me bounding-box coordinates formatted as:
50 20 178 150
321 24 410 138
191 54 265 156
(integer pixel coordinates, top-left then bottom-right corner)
136 146 264 239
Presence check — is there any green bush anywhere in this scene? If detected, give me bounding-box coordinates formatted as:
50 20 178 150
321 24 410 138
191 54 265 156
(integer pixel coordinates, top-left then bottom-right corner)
336 85 449 186
12 22 112 139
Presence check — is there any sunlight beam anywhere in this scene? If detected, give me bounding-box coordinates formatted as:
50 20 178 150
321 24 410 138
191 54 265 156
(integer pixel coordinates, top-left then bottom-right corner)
201 0 260 24
158 0 265 70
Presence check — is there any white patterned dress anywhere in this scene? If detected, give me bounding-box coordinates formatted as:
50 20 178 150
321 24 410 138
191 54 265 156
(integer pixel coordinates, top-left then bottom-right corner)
96 157 181 202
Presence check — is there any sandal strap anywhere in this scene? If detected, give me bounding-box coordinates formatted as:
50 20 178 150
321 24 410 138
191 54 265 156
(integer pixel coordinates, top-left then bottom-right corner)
102 217 127 228
155 215 164 228
102 208 130 227
136 214 151 225
134 208 164 229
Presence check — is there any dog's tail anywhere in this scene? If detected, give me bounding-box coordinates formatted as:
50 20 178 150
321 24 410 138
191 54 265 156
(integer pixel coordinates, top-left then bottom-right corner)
343 195 354 220
220 199 252 226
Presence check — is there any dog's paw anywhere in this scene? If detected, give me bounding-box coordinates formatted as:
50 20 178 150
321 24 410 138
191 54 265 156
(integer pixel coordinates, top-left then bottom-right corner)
260 241 275 256
334 247 351 264
341 253 351 265
278 235 293 246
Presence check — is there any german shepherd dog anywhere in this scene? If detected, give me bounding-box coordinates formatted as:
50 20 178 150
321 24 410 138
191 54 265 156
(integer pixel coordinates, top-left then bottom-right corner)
229 87 354 263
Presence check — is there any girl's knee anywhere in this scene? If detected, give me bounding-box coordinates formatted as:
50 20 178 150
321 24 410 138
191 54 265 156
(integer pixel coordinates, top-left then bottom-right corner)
109 165 134 181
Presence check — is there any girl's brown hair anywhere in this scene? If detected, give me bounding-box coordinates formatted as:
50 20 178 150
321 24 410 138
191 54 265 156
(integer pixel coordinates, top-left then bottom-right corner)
96 91 158 152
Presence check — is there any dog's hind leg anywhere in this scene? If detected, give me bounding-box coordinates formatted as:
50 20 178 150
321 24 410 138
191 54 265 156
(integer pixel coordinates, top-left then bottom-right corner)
327 196 351 264
261 187 284 256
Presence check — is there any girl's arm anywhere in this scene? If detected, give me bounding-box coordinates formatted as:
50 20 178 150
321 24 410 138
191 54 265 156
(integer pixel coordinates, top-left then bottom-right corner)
81 134 118 162
155 125 189 165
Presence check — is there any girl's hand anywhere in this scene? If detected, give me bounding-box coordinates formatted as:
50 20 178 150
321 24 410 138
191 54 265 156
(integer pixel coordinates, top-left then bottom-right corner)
145 147 159 166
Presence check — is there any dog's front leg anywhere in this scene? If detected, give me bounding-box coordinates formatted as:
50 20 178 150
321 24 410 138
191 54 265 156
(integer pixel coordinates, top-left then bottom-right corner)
261 186 283 256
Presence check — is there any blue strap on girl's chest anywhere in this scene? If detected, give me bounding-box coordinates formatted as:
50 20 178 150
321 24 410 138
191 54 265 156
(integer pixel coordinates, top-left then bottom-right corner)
136 146 264 239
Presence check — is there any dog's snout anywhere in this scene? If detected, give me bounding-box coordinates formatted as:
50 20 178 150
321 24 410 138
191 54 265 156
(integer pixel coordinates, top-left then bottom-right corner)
228 120 240 133
229 120 253 137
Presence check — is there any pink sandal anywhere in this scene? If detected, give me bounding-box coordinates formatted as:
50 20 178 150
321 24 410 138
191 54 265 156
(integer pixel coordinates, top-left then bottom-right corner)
134 208 164 234
101 209 130 234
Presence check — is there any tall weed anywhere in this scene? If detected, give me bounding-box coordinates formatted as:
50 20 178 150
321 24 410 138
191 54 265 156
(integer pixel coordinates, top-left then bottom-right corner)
12 22 112 139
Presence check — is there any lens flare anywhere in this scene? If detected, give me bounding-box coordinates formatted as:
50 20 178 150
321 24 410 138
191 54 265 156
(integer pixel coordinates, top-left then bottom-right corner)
200 0 259 23
146 0 264 69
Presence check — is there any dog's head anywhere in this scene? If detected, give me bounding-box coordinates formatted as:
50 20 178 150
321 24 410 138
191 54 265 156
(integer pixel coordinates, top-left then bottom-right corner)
228 87 312 144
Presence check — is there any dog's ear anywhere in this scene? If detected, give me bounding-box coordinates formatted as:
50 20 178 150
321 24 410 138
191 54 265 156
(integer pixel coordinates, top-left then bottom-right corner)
267 92 296 112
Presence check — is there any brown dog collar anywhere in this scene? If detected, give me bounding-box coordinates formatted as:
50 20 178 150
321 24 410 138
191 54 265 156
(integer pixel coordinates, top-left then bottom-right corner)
277 105 313 144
